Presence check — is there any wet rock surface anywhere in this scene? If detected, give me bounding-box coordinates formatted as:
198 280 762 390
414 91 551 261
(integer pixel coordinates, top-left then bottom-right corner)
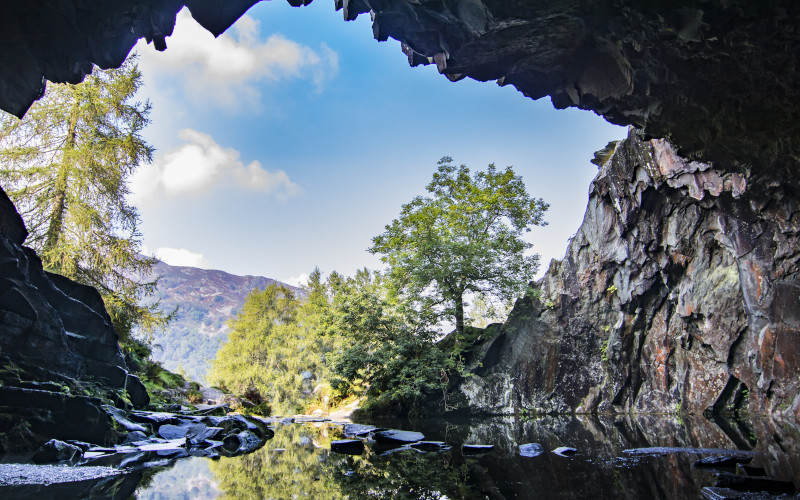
451 130 800 422
0 185 149 451
3 414 797 498
14 407 273 476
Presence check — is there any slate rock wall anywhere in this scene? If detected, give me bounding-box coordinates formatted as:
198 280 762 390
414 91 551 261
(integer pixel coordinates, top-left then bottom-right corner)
456 130 800 422
0 185 148 449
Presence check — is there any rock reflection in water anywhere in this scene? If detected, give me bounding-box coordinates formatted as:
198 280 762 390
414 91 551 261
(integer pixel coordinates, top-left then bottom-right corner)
131 415 799 499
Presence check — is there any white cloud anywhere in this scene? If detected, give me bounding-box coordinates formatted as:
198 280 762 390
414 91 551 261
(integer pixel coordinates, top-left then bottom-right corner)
130 129 301 202
143 245 211 268
284 272 310 288
135 8 339 110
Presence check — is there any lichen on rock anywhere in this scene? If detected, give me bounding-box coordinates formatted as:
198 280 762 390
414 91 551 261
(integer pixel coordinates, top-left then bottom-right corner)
451 129 800 422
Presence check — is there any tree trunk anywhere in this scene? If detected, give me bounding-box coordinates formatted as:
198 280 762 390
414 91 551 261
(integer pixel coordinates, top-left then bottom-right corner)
454 292 464 334
44 89 79 253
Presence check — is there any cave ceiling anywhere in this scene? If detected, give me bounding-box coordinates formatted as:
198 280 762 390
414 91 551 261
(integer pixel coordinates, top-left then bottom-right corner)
1 0 798 177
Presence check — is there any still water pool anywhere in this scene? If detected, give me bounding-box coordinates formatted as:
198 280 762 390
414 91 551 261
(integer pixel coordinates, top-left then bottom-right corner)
134 414 799 499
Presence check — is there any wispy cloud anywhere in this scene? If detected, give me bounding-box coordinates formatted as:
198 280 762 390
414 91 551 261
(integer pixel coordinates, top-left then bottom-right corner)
143 245 211 268
135 9 339 110
283 272 310 288
130 128 301 202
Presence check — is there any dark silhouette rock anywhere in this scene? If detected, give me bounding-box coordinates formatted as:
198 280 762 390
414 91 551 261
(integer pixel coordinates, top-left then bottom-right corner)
715 473 795 495
31 439 82 464
0 186 148 449
2 1 799 176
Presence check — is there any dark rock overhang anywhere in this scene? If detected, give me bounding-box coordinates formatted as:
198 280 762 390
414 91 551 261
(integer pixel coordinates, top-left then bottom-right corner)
1 1 798 176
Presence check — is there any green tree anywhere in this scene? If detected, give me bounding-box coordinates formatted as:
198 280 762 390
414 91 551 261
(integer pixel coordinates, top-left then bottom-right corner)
370 157 548 334
324 269 450 415
209 279 337 414
0 57 165 345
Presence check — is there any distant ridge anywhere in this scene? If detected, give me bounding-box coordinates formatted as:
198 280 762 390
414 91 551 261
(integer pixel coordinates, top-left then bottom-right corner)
144 260 303 383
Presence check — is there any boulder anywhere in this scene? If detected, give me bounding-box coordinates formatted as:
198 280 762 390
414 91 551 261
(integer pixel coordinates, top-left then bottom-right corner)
519 443 544 458
31 439 82 464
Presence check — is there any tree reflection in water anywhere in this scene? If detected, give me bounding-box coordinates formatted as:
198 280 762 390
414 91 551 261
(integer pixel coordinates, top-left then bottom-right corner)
133 415 800 500
208 422 475 500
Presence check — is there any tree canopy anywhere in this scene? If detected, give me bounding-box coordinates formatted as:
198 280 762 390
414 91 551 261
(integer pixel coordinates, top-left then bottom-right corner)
0 57 165 345
370 157 548 333
208 274 338 415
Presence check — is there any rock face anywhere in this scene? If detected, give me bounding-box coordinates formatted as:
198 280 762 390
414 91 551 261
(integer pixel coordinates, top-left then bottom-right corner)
2 1 799 175
453 130 800 422
0 186 149 450
0 0 261 118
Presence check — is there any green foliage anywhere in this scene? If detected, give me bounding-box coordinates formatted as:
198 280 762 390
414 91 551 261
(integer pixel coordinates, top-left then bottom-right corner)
209 423 347 500
206 423 476 500
467 292 512 328
370 157 548 334
209 273 337 415
0 56 168 348
323 269 453 415
606 284 618 295
600 340 610 363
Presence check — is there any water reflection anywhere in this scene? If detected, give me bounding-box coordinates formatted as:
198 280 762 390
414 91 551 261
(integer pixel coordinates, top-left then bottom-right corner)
133 414 799 499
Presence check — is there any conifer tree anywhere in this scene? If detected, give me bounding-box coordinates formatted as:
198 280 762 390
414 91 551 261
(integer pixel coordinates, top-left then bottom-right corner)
0 57 166 346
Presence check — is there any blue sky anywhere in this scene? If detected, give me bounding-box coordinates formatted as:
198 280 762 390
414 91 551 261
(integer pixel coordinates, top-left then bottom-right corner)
130 1 625 286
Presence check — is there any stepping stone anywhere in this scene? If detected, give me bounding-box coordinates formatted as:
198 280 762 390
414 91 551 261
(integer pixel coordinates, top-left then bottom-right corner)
343 424 376 437
552 446 577 457
373 430 425 444
519 443 544 457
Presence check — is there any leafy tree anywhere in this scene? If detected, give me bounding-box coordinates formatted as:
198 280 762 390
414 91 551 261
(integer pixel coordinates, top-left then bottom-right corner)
0 57 165 346
209 279 338 414
324 269 451 415
370 157 548 334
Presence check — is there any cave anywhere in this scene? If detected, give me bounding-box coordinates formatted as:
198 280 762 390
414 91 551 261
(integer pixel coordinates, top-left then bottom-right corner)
1 0 799 448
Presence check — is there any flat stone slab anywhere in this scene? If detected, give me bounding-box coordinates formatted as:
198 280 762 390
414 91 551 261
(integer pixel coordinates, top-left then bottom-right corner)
136 439 188 452
519 443 544 457
343 424 376 437
373 430 425 444
158 423 194 440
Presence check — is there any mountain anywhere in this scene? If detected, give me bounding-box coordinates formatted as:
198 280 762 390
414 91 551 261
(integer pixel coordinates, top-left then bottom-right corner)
145 261 302 383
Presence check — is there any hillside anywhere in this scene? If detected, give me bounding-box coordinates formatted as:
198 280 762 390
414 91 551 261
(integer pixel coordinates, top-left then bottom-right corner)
144 261 302 383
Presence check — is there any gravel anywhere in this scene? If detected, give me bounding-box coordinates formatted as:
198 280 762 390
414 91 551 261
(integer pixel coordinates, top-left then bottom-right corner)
0 463 125 486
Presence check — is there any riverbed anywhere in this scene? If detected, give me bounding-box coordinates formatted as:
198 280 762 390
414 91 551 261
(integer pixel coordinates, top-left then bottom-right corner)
2 414 798 499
